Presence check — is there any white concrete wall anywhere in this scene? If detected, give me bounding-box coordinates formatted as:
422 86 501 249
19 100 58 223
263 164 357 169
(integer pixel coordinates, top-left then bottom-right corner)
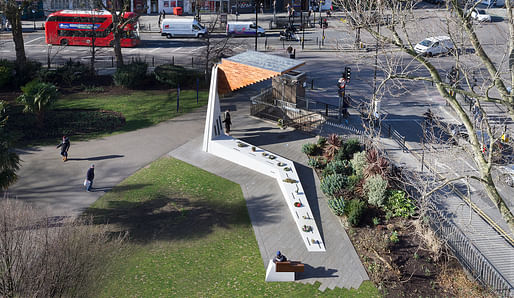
202 63 325 252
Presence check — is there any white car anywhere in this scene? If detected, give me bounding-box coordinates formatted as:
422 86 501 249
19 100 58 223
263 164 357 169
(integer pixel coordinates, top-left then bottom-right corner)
471 9 491 22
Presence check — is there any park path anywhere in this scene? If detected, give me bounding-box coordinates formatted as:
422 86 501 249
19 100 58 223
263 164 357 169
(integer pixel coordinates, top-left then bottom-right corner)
6 81 369 291
6 106 207 217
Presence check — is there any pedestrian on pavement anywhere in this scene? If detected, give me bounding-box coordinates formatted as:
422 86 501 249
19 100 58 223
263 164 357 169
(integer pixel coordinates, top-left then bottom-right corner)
222 109 232 134
162 9 166 19
158 12 162 27
84 164 95 192
56 136 70 162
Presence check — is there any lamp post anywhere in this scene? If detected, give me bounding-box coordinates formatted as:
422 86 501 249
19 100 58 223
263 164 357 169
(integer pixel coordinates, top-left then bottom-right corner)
255 0 259 51
32 9 36 30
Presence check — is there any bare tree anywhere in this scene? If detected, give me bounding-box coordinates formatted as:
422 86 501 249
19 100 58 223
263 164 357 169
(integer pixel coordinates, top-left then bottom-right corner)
335 0 514 232
201 16 235 80
0 0 33 71
97 0 141 68
0 198 124 297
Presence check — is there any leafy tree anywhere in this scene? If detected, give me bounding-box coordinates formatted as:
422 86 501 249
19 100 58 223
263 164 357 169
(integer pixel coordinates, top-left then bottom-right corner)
0 101 20 190
17 80 58 125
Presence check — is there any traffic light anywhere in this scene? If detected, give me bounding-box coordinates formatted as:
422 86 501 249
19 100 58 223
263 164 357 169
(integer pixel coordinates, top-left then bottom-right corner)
345 66 351 83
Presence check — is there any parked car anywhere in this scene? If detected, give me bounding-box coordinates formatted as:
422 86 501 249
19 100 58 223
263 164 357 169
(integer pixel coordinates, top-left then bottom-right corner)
470 9 492 22
414 36 455 57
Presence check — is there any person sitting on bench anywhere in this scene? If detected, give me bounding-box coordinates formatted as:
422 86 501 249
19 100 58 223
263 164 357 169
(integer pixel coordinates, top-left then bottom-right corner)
274 251 287 263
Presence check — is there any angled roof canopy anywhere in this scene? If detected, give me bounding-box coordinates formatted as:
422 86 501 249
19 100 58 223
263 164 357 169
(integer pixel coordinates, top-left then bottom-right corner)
217 51 305 94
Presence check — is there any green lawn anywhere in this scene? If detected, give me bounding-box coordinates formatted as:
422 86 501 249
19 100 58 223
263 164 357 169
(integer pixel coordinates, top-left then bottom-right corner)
54 89 208 134
89 157 379 297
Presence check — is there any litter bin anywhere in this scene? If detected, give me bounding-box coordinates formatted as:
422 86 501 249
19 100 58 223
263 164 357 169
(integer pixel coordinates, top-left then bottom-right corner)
173 7 183 15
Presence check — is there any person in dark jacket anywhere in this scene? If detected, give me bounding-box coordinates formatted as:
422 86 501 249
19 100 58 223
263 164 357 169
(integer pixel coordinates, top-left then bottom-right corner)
273 251 287 263
85 164 95 192
222 109 232 134
56 136 70 161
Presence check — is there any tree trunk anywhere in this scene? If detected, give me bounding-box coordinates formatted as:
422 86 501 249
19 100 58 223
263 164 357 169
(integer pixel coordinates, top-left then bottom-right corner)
481 170 514 232
114 32 124 68
8 9 26 71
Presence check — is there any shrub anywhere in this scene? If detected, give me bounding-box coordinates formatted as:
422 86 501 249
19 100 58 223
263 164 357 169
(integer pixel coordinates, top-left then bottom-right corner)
17 80 59 124
302 143 318 155
13 60 42 88
113 60 148 88
317 136 327 147
40 60 91 87
0 60 14 89
386 190 415 218
154 64 203 88
320 173 347 198
323 159 352 176
347 174 361 191
389 230 400 243
336 138 362 161
308 157 325 169
345 199 366 227
350 151 367 177
364 175 388 207
328 196 345 216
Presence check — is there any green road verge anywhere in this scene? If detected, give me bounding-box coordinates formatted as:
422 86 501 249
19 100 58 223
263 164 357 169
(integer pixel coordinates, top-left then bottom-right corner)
87 157 379 297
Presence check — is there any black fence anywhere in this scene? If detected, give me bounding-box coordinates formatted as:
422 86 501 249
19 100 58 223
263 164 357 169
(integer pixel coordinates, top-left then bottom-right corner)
45 54 208 72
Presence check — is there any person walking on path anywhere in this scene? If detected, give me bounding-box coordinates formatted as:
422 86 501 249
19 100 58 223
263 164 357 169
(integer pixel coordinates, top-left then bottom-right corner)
84 164 95 192
56 136 70 162
222 109 232 135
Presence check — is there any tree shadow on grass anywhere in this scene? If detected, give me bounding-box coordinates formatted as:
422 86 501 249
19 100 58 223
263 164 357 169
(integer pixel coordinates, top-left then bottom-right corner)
83 193 278 243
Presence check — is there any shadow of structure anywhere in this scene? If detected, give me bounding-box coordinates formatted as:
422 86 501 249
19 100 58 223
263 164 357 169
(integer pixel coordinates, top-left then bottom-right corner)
296 264 339 280
295 161 325 242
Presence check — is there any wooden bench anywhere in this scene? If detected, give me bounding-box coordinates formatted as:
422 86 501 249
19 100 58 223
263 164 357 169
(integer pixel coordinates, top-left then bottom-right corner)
275 261 305 273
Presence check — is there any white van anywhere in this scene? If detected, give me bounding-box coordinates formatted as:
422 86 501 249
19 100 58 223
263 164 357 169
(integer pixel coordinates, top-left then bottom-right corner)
414 36 455 57
226 22 266 37
160 19 207 39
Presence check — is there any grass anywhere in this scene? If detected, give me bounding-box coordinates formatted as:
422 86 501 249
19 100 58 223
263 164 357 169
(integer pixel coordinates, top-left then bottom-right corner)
89 157 379 297
53 89 208 137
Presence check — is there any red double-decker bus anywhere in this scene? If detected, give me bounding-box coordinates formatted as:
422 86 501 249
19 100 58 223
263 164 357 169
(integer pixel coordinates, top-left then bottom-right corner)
45 10 140 47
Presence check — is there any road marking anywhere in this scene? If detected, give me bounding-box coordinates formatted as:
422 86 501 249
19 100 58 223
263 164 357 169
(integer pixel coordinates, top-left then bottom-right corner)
149 47 160 53
171 47 183 52
191 46 206 53
25 36 44 45
128 48 137 53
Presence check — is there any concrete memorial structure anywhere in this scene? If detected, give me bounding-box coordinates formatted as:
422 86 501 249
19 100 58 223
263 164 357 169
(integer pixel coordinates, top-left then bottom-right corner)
202 52 325 254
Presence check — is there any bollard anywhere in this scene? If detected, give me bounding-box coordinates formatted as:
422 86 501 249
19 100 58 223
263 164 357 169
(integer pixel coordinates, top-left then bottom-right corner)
149 24 151 31
282 38 285 49
192 57 194 68
336 40 338 50
265 37 267 50
172 56 174 65
111 57 114 67
152 56 155 67
302 39 304 50
177 84 180 112
311 79 314 90
196 78 199 104
316 36 318 45
325 104 328 116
